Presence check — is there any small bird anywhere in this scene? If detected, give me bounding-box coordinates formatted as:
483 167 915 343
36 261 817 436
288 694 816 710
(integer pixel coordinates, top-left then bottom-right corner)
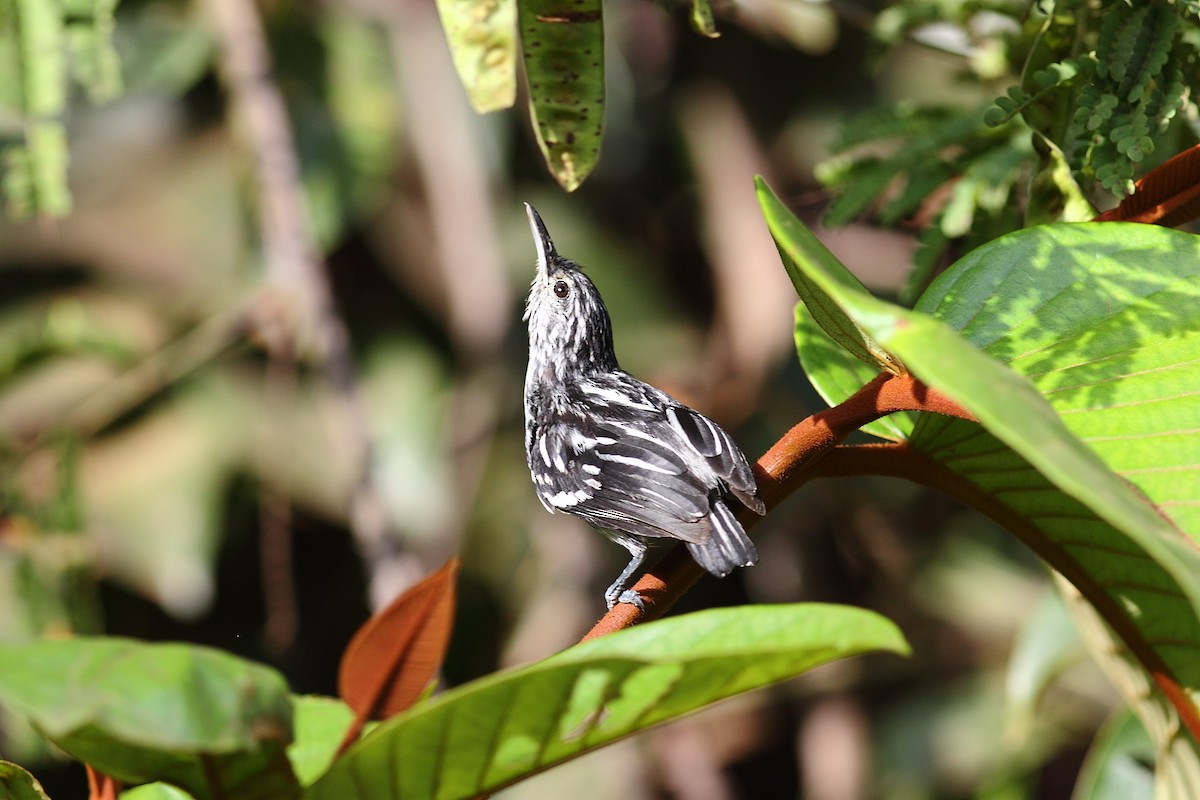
522 203 765 610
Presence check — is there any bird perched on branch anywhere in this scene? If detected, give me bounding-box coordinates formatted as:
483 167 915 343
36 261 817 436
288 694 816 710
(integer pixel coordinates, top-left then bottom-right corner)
522 203 765 610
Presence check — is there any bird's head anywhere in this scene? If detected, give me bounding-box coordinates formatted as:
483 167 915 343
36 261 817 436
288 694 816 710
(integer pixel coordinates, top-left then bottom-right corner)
523 203 618 380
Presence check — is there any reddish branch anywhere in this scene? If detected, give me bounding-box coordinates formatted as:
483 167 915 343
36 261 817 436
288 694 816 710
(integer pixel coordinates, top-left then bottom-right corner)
1094 143 1200 227
581 372 974 640
86 766 121 800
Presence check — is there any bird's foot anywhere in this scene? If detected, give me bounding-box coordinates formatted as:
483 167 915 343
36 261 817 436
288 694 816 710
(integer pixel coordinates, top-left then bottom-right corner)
609 588 645 611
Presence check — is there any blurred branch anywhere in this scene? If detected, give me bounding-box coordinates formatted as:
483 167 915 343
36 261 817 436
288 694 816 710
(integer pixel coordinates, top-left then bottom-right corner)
204 0 411 606
260 350 299 654
581 372 976 640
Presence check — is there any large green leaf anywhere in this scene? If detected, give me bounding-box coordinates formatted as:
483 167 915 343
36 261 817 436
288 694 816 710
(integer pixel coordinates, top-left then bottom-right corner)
0 638 299 800
435 0 516 113
518 0 604 191
756 178 1200 728
913 222 1200 538
305 604 908 799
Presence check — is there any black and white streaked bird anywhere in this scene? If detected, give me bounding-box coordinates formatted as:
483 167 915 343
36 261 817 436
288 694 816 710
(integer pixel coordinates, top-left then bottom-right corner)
522 203 765 610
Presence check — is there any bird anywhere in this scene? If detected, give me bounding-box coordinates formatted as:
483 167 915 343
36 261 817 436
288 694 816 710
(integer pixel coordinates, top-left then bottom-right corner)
521 202 765 610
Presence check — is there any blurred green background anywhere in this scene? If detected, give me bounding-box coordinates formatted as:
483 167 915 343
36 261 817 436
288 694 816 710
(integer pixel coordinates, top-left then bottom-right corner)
0 0 1122 797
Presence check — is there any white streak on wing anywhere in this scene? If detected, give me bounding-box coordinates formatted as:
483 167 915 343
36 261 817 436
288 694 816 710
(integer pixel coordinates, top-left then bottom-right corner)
584 478 602 489
582 464 601 475
568 429 597 454
548 488 591 508
596 452 676 474
554 452 566 472
608 423 669 445
595 436 617 445
539 435 552 467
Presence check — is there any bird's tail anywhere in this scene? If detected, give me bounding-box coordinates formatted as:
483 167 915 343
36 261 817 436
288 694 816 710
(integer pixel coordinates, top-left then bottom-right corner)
687 498 758 577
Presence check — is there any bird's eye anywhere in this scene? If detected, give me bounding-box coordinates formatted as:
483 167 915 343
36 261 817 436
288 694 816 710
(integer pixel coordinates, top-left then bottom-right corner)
553 280 570 298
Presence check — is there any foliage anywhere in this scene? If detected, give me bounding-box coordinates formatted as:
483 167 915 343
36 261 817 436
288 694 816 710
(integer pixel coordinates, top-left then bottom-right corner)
0 0 120 217
760 180 1200 794
0 606 907 798
1 0 1200 796
817 0 1200 294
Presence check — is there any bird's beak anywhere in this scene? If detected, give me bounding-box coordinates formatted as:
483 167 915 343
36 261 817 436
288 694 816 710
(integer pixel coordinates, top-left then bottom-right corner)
525 203 557 281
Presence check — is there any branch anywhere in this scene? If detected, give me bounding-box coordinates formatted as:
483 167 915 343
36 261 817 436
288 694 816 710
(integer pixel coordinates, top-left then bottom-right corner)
581 372 975 640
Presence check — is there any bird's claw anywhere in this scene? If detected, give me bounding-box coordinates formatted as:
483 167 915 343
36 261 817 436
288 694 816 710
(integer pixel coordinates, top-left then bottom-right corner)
611 589 645 611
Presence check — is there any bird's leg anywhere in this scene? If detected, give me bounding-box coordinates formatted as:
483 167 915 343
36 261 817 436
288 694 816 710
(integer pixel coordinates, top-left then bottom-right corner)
605 534 648 611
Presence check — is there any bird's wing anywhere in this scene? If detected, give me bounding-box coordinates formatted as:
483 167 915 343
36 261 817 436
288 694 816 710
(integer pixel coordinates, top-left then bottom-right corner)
529 410 714 544
663 403 765 514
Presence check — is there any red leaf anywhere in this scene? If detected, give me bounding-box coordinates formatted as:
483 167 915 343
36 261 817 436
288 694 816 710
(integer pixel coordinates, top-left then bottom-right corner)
337 557 459 721
1095 144 1200 227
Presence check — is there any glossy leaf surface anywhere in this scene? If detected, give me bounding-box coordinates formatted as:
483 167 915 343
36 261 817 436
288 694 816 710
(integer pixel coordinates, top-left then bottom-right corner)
0 638 298 800
306 604 907 799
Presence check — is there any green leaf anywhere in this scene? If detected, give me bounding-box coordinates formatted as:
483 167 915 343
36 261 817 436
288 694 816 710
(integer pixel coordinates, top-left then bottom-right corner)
1004 589 1084 740
3 120 71 217
758 178 900 375
914 223 1200 542
304 604 908 799
1027 135 1095 226
0 638 300 800
288 696 358 787
794 303 912 442
1057 578 1200 800
758 178 1200 728
0 761 51 800
519 0 604 191
689 0 719 38
1072 709 1155 800
120 783 196 800
64 0 122 103
13 0 65 118
435 0 516 113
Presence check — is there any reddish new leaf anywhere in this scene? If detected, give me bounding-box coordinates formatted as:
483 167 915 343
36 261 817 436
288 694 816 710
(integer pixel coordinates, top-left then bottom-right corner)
337 557 459 722
1095 144 1200 227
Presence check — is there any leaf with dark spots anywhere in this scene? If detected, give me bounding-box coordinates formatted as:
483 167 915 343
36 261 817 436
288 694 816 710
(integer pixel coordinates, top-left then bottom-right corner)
520 0 605 190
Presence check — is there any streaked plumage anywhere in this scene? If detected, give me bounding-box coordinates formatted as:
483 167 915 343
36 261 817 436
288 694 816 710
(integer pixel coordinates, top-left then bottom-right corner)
522 203 765 609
